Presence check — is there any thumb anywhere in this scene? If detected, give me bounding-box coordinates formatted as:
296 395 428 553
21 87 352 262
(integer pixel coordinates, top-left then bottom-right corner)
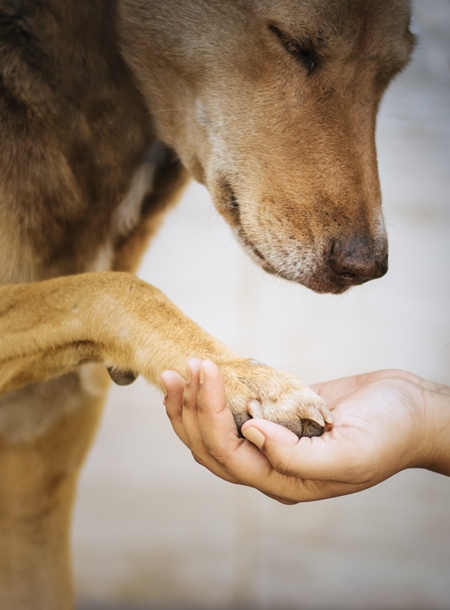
242 419 305 477
242 419 342 480
241 425 266 449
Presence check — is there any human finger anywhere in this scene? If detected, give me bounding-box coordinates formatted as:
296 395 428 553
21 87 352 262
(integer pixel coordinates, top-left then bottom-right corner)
181 358 206 448
161 369 189 446
180 359 240 483
310 369 415 407
194 361 306 493
241 418 365 484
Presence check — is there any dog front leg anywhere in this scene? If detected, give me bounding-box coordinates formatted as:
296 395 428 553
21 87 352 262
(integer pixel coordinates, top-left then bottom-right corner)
0 271 229 394
0 270 330 436
0 366 109 610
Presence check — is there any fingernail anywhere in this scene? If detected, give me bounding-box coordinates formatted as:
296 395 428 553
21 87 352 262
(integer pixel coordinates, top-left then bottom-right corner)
199 364 205 385
242 426 265 449
185 365 192 384
160 378 167 398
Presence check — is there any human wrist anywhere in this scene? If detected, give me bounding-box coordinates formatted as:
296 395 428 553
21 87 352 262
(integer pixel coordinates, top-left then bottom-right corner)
416 380 450 476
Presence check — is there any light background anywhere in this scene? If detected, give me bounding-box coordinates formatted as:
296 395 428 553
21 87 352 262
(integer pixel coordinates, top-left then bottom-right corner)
75 2 450 608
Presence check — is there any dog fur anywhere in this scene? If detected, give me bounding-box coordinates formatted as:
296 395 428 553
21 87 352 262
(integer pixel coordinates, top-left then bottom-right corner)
0 1 414 607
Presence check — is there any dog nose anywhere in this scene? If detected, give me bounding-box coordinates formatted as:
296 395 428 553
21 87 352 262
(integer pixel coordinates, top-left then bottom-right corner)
328 236 388 286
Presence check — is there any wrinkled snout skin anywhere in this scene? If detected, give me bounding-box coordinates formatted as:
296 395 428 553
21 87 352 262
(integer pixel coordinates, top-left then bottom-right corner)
120 0 415 293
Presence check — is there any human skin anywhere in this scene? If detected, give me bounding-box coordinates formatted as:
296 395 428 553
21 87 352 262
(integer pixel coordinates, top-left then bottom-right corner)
161 360 450 504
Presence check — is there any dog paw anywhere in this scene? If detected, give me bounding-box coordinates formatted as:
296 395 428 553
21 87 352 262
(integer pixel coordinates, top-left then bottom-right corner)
218 358 331 437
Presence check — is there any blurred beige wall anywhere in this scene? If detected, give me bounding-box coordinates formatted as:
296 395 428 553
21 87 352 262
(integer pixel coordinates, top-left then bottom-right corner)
75 1 450 608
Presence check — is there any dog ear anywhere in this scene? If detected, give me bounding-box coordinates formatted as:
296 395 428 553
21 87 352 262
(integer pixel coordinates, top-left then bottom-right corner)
107 366 138 386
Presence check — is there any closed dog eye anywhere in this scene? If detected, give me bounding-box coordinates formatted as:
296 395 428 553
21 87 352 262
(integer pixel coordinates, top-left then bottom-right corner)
268 24 318 75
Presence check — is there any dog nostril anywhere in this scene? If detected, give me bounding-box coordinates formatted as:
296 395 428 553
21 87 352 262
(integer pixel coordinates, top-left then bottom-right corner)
337 271 358 281
328 237 388 285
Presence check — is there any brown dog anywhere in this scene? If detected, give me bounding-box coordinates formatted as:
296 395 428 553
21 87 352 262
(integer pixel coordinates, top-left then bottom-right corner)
0 1 415 608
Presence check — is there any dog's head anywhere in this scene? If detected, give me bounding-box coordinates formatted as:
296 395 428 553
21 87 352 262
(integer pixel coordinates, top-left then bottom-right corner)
121 0 415 293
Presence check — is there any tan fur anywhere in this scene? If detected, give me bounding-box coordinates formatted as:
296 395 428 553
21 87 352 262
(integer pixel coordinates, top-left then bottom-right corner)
0 1 414 607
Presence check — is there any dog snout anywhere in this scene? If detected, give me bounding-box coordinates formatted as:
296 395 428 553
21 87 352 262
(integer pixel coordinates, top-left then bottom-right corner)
328 235 388 286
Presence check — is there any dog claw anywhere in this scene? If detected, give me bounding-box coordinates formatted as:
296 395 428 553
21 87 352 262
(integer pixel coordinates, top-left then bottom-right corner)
107 366 138 386
316 401 334 424
322 407 334 424
247 399 263 418
309 411 325 427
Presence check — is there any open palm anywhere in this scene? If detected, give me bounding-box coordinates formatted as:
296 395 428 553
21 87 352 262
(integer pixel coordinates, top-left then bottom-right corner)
162 362 446 503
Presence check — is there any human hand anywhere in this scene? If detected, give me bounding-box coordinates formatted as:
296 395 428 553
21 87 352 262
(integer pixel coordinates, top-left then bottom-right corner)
161 360 450 503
